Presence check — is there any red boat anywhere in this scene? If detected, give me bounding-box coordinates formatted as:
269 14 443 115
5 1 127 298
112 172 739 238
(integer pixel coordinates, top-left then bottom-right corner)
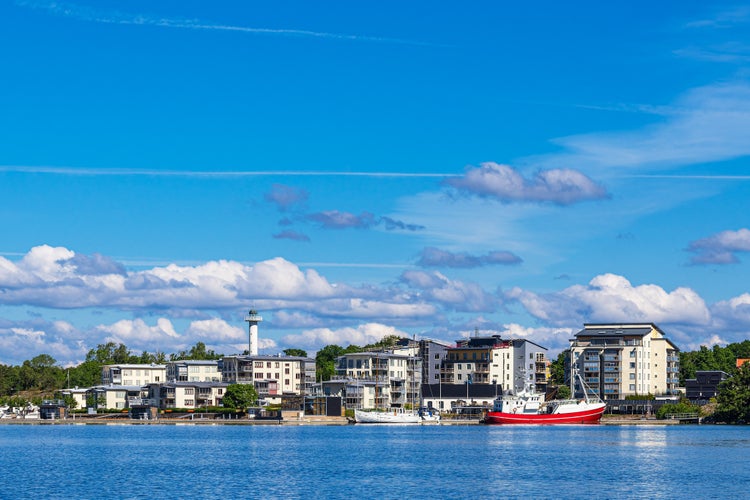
484 376 606 425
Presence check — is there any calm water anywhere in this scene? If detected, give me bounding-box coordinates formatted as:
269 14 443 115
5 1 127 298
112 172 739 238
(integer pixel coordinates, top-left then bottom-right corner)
0 424 747 499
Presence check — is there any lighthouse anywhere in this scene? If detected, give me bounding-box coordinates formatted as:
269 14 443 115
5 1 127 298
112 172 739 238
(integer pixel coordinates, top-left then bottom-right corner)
245 309 263 356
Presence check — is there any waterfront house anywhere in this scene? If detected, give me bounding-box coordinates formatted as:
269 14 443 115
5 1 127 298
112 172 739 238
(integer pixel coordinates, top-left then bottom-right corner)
86 385 148 410
569 323 680 400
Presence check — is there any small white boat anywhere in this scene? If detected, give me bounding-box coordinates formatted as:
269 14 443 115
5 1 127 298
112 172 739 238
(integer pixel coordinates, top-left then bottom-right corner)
354 407 421 424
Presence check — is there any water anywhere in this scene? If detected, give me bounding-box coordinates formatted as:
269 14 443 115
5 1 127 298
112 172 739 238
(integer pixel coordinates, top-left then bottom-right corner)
0 424 747 499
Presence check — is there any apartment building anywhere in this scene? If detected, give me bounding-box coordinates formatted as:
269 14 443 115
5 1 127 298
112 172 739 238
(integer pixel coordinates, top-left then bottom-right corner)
166 360 222 382
221 355 315 400
147 382 230 409
326 351 422 410
101 364 166 386
569 323 680 400
441 336 548 394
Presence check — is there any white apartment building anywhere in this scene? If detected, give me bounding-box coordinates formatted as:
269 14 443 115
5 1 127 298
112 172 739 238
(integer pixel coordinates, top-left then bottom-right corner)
569 323 680 400
326 351 422 410
166 360 222 382
87 385 148 410
441 337 548 394
101 364 166 386
147 382 229 409
221 355 315 400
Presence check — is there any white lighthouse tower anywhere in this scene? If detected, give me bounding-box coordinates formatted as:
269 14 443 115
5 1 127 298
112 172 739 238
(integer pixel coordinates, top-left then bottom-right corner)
245 309 263 356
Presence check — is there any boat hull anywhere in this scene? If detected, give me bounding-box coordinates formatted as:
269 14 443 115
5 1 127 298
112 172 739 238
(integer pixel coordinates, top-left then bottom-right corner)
484 405 605 425
354 409 421 424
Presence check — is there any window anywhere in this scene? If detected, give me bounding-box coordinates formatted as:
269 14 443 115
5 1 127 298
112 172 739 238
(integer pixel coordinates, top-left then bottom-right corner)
458 374 462 381
275 362 279 368
630 373 635 380
218 389 223 395
255 362 263 368
285 368 290 374
255 373 263 379
185 399 194 406
434 354 440 359
285 379 290 386
630 362 636 369
184 388 194 395
266 362 272 368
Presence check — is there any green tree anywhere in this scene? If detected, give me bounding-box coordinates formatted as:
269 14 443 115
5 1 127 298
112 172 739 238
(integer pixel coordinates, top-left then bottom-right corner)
283 348 308 358
222 383 258 409
550 350 568 386
315 345 345 381
714 362 750 424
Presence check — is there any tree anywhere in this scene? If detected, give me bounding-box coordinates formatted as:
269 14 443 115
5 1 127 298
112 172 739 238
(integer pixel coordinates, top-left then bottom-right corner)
549 351 568 386
714 362 750 424
283 348 308 358
222 384 258 409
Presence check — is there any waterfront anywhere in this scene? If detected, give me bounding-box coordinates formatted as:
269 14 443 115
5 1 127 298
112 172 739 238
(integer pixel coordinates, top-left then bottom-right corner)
0 424 747 498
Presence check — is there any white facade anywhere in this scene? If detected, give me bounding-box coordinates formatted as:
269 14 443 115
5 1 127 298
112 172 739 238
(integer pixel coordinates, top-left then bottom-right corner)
151 382 229 409
221 355 315 398
329 352 422 410
101 364 166 386
87 385 147 410
570 323 680 399
166 360 221 382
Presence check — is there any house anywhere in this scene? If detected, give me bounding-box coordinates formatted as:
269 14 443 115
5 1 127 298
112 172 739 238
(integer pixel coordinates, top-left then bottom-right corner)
569 323 680 400
86 385 149 410
101 364 166 386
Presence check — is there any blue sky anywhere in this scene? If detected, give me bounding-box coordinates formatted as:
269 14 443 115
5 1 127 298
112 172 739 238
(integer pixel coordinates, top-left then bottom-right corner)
1 1 750 365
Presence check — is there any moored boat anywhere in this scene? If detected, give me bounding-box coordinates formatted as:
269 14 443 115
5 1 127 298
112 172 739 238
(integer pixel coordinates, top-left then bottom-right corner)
484 374 606 425
354 407 421 424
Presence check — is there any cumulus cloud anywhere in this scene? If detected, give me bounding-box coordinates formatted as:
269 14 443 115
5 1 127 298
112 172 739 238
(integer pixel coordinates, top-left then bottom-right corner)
417 247 522 268
400 270 500 312
281 323 409 350
506 273 711 327
444 162 608 205
687 228 750 264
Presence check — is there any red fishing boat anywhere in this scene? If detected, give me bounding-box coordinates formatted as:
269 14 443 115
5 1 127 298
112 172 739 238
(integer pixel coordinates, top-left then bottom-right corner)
484 375 606 425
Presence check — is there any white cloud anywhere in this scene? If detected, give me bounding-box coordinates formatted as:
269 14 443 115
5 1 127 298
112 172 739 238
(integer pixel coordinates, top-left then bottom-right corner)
445 162 608 205
548 83 750 172
687 228 750 264
281 323 408 350
400 270 499 312
184 318 245 342
507 273 711 327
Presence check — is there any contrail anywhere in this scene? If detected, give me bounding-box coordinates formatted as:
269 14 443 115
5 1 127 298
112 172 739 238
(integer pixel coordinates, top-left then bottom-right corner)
16 0 442 47
0 165 456 178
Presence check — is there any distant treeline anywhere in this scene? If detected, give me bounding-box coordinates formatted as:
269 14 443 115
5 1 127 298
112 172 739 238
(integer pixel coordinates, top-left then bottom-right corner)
0 335 404 401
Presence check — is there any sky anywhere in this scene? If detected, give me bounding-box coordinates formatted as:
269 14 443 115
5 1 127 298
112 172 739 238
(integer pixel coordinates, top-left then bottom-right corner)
1 1 750 365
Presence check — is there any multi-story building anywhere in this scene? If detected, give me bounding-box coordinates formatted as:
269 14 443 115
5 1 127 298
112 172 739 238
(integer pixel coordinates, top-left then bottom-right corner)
147 381 229 409
441 336 548 394
685 371 728 402
569 323 680 400
325 351 422 410
166 360 222 382
101 364 166 386
86 385 148 410
221 355 315 401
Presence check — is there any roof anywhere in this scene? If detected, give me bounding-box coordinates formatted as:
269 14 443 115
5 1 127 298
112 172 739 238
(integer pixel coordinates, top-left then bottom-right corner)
103 364 166 369
575 325 653 337
168 360 219 366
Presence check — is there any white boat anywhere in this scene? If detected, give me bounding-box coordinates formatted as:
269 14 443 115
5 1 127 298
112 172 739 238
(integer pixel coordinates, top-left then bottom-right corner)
354 407 421 424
